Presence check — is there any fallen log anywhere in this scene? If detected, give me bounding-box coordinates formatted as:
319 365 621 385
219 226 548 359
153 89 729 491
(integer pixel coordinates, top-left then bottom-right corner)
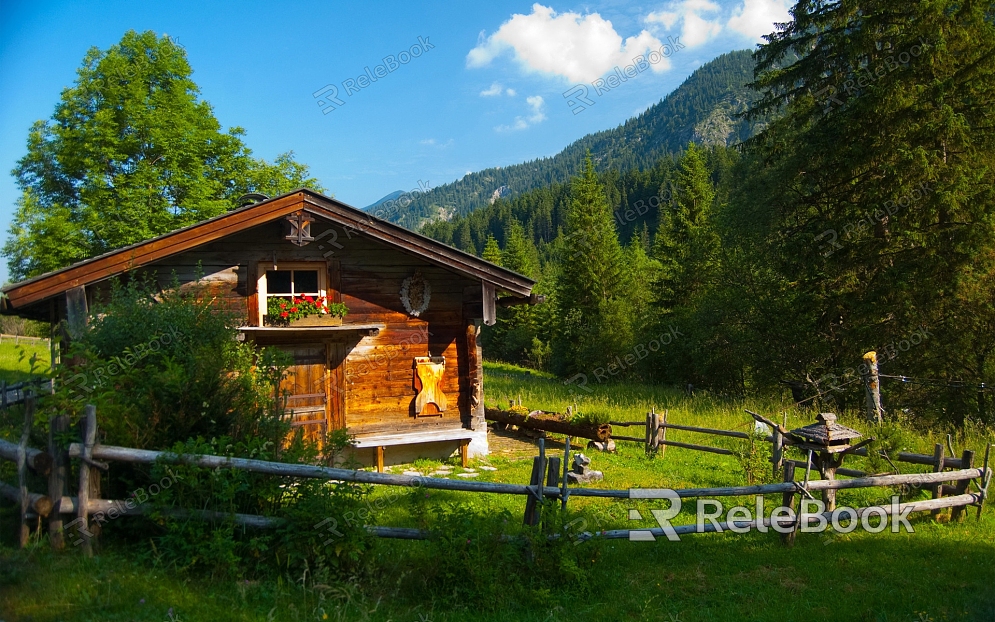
485 408 611 442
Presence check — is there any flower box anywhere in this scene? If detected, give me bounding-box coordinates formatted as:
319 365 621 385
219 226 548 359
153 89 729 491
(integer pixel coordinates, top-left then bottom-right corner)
263 314 344 327
266 295 348 326
291 315 343 327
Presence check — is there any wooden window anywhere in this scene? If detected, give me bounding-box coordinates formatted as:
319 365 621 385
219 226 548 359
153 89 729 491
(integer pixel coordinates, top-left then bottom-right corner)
256 262 327 325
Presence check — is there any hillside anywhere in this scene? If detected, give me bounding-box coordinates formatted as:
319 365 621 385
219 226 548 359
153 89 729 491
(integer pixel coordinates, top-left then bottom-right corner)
389 49 757 229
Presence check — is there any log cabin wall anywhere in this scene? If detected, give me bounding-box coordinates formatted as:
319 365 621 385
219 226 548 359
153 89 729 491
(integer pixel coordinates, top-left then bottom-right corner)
124 214 488 461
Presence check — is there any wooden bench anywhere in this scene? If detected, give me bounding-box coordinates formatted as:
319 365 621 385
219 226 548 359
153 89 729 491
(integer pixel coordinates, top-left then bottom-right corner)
351 429 474 472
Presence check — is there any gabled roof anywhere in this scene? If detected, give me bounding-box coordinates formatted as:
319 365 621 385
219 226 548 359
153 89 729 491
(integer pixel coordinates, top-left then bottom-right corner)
1 189 535 312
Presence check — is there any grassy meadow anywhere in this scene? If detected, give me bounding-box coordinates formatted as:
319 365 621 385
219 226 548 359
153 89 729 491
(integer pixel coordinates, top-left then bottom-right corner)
0 338 51 384
1 361 993 621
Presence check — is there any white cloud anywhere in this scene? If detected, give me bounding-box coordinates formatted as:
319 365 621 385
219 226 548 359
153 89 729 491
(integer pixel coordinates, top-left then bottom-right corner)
496 95 547 132
480 82 504 96
420 138 454 148
646 0 722 48
480 82 517 97
727 0 792 42
646 10 678 29
468 3 668 83
526 95 546 123
682 12 723 47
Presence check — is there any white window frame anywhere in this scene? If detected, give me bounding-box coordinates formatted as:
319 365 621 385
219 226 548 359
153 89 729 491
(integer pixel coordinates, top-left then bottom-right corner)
257 261 328 326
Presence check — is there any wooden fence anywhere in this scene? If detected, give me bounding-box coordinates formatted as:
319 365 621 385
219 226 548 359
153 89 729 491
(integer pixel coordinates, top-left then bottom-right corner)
0 378 55 409
1 400 991 552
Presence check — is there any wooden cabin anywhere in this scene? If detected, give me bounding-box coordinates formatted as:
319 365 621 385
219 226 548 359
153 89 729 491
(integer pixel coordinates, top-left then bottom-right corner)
0 189 539 469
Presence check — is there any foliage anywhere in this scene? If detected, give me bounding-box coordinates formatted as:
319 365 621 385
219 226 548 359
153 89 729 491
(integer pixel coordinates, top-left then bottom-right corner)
553 153 635 376
733 428 776 485
4 30 323 281
419 4 995 429
142 431 371 581
416 500 599 610
266 295 348 324
45 274 286 452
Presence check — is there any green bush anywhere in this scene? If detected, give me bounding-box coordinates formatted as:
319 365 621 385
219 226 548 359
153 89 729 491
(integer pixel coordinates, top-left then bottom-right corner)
48 274 285 449
413 498 601 610
41 275 373 581
142 433 371 581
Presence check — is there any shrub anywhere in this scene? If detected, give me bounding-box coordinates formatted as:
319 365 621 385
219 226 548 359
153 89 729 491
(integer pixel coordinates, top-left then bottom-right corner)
48 273 285 450
142 432 371 580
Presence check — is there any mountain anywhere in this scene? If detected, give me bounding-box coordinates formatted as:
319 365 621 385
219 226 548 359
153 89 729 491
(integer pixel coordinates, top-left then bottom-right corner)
388 50 757 230
364 190 406 211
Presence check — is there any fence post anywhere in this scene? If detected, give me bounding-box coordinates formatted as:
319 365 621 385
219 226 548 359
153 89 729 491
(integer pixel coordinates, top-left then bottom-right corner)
780 462 796 547
862 351 883 423
931 443 945 521
950 450 975 523
771 428 783 477
17 394 36 547
651 410 660 453
48 414 69 549
659 411 668 459
561 436 571 510
77 405 98 556
644 410 652 455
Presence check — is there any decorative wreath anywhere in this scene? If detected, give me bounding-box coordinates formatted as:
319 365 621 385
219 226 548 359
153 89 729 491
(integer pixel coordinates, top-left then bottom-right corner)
400 272 431 317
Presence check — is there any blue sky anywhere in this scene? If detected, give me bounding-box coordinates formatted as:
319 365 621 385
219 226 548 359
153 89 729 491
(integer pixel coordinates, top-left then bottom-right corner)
0 0 791 284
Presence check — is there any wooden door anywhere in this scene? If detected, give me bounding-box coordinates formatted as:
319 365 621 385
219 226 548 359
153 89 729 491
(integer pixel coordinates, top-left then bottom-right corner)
279 345 330 445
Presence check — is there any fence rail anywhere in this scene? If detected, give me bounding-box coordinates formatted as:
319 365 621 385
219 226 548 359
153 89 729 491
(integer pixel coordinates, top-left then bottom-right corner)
1 378 54 409
1 401 991 553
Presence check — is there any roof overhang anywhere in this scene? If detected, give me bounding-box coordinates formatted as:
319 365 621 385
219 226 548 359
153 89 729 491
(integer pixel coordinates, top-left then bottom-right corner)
1 189 536 314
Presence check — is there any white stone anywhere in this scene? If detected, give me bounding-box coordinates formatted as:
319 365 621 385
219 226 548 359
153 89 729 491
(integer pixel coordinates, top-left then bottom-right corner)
456 472 479 478
479 466 498 471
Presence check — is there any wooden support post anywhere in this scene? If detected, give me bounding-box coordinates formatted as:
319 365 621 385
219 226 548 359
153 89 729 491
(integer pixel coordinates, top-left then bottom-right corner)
523 456 543 526
862 351 883 423
459 440 469 468
375 446 385 473
48 415 69 550
817 453 838 512
979 443 991 520
771 427 784 477
931 442 945 521
546 457 561 489
651 410 660 453
660 411 668 459
644 410 652 455
18 394 36 547
77 405 97 556
781 462 796 547
561 436 571 510
950 450 975 523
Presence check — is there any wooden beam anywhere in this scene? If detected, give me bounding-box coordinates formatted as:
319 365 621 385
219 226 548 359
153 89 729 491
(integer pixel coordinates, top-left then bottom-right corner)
0 438 52 475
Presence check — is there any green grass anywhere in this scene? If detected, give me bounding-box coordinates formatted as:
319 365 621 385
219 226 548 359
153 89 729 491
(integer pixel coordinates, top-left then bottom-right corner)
1 361 993 621
0 338 51 383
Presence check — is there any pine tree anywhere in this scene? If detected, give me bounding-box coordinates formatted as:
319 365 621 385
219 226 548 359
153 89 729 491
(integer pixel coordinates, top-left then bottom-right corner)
481 234 503 265
502 221 539 278
735 0 995 413
553 153 633 375
653 142 719 310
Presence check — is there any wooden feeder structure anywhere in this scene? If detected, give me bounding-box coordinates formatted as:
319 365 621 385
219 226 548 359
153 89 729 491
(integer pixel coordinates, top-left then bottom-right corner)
787 413 873 510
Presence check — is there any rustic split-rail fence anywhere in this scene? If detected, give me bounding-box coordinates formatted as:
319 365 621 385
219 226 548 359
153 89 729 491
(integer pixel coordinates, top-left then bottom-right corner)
1 394 991 554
